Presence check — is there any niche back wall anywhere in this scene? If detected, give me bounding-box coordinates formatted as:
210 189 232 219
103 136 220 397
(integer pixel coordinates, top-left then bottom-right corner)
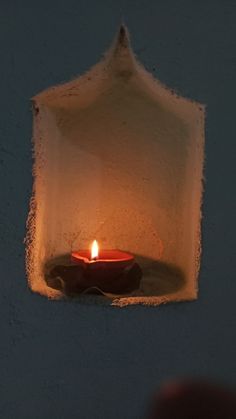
0 1 235 419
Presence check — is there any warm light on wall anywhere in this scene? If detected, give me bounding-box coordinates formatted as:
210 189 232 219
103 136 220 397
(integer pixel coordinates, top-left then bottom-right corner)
26 25 205 306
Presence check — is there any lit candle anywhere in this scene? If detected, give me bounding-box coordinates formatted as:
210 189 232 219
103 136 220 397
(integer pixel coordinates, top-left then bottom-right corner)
71 240 141 293
72 239 134 274
91 239 99 260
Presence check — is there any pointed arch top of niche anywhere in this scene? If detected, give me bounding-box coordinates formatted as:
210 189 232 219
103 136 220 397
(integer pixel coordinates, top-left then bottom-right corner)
26 25 205 306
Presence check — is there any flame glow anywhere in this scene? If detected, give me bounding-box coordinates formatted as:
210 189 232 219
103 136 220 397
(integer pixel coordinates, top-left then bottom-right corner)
91 240 99 260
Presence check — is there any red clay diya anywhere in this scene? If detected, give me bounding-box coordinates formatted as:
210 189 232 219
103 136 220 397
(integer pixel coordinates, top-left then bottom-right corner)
47 241 142 295
71 240 135 284
69 240 142 294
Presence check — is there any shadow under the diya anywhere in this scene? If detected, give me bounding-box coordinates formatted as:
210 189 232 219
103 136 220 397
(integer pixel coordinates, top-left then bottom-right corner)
44 254 185 301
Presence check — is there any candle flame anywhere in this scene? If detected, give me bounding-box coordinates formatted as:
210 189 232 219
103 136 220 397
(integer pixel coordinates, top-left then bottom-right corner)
91 240 99 260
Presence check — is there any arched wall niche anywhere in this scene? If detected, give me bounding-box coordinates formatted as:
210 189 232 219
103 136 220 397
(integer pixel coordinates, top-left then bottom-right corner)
26 25 205 306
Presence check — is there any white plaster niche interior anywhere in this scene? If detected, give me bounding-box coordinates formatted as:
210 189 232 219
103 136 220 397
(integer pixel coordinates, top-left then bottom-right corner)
26 25 205 307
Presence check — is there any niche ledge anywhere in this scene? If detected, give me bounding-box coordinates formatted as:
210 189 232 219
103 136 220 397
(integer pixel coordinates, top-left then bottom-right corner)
26 25 205 307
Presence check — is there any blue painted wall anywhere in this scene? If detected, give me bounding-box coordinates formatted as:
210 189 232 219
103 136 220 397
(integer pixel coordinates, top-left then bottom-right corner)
0 1 235 418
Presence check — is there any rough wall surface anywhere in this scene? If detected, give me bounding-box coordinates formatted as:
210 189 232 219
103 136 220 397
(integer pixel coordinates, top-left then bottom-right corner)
0 1 235 418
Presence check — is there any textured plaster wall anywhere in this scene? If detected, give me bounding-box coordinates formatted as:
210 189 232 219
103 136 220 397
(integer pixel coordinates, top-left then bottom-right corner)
0 1 235 418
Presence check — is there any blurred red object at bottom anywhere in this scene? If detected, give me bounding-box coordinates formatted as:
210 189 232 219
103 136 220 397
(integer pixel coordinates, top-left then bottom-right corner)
148 380 236 419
